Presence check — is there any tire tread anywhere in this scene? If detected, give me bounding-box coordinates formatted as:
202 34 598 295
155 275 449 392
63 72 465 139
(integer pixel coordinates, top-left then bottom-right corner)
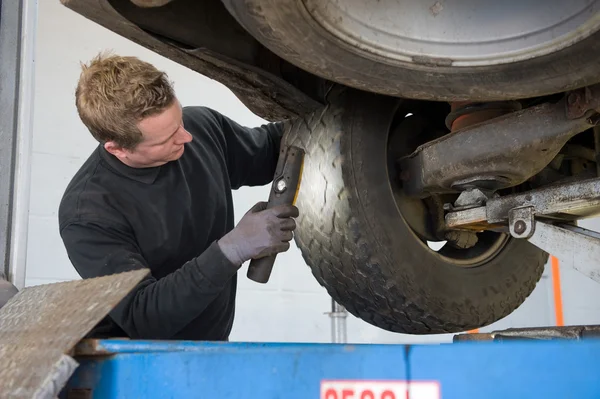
285 90 546 334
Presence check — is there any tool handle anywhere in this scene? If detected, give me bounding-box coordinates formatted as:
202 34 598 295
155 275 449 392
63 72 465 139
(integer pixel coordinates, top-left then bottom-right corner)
246 255 277 284
247 146 304 283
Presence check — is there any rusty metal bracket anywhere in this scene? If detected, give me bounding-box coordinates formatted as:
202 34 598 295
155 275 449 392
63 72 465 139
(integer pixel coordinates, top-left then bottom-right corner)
454 325 600 342
508 207 535 239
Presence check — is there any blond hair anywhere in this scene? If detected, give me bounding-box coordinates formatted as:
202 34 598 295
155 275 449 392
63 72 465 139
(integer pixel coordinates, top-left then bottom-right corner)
75 52 176 149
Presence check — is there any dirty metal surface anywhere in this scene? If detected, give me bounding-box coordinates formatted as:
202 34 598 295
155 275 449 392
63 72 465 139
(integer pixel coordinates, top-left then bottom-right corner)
454 325 600 342
0 269 148 398
445 206 488 230
446 177 600 229
529 221 600 284
565 83 600 120
487 177 600 223
508 206 535 239
399 96 594 197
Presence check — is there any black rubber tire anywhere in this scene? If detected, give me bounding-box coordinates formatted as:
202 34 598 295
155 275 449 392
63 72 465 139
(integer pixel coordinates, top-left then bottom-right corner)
222 0 600 102
285 87 548 334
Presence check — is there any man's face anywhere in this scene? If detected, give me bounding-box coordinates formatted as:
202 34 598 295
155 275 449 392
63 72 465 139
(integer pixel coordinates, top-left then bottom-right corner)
106 100 193 168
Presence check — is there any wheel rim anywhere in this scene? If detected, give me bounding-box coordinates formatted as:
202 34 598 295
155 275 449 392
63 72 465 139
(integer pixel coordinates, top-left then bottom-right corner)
388 106 509 268
303 0 600 66
425 233 509 268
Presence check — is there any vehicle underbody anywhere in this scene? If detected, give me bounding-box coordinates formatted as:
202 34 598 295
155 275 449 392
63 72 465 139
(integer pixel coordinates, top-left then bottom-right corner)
62 0 600 333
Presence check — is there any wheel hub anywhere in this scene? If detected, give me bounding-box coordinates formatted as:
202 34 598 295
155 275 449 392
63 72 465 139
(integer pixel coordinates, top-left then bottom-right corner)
388 105 509 267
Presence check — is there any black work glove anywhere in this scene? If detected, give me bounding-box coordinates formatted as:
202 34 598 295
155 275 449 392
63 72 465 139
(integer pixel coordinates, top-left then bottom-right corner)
217 201 299 266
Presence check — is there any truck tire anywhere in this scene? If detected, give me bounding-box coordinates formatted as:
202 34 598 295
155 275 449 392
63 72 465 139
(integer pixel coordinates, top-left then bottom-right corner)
223 0 600 102
285 88 548 334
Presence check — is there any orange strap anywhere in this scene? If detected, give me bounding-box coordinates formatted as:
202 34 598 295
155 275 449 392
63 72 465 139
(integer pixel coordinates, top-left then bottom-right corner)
551 256 565 326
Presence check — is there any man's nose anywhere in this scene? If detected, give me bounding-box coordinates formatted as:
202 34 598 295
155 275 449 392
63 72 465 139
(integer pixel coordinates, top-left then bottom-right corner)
175 128 193 144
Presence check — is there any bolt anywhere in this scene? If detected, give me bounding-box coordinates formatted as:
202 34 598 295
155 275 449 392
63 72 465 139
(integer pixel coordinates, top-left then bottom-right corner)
276 179 287 192
514 220 527 235
587 113 600 126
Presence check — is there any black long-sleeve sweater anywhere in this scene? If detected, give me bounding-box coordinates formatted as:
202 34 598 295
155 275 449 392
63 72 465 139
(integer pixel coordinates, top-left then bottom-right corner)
58 106 283 340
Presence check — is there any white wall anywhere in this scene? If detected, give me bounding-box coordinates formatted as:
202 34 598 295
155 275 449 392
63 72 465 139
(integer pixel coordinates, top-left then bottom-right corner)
23 0 599 344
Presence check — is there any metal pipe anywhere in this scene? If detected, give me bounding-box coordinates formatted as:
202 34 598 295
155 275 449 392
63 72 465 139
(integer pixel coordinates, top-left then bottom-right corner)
8 0 37 290
330 298 348 344
454 324 600 342
0 0 24 283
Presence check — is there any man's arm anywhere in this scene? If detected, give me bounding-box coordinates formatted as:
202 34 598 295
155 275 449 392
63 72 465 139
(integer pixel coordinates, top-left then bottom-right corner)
60 201 298 340
60 219 240 340
211 109 287 189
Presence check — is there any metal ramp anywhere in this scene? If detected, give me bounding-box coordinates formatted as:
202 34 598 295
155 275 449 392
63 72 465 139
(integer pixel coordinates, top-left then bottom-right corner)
0 269 148 398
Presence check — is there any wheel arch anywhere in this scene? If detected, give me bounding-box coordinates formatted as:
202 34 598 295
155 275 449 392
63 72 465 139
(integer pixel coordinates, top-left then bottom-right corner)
61 0 330 121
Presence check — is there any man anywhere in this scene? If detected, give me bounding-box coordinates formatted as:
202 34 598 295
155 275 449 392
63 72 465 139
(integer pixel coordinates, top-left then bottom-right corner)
58 53 298 341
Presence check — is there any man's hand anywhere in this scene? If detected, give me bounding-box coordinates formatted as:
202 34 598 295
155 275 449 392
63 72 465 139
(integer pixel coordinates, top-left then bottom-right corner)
217 201 299 266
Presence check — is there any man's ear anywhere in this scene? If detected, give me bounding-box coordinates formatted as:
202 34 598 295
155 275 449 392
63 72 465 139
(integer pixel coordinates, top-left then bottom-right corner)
104 141 130 160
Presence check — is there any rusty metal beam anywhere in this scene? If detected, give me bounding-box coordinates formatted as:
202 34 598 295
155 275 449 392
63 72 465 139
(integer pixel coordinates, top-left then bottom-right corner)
527 222 600 284
445 177 600 284
454 325 600 342
446 177 600 230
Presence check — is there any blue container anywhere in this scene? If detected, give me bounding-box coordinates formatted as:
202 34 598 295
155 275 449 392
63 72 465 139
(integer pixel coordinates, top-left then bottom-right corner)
61 338 600 398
